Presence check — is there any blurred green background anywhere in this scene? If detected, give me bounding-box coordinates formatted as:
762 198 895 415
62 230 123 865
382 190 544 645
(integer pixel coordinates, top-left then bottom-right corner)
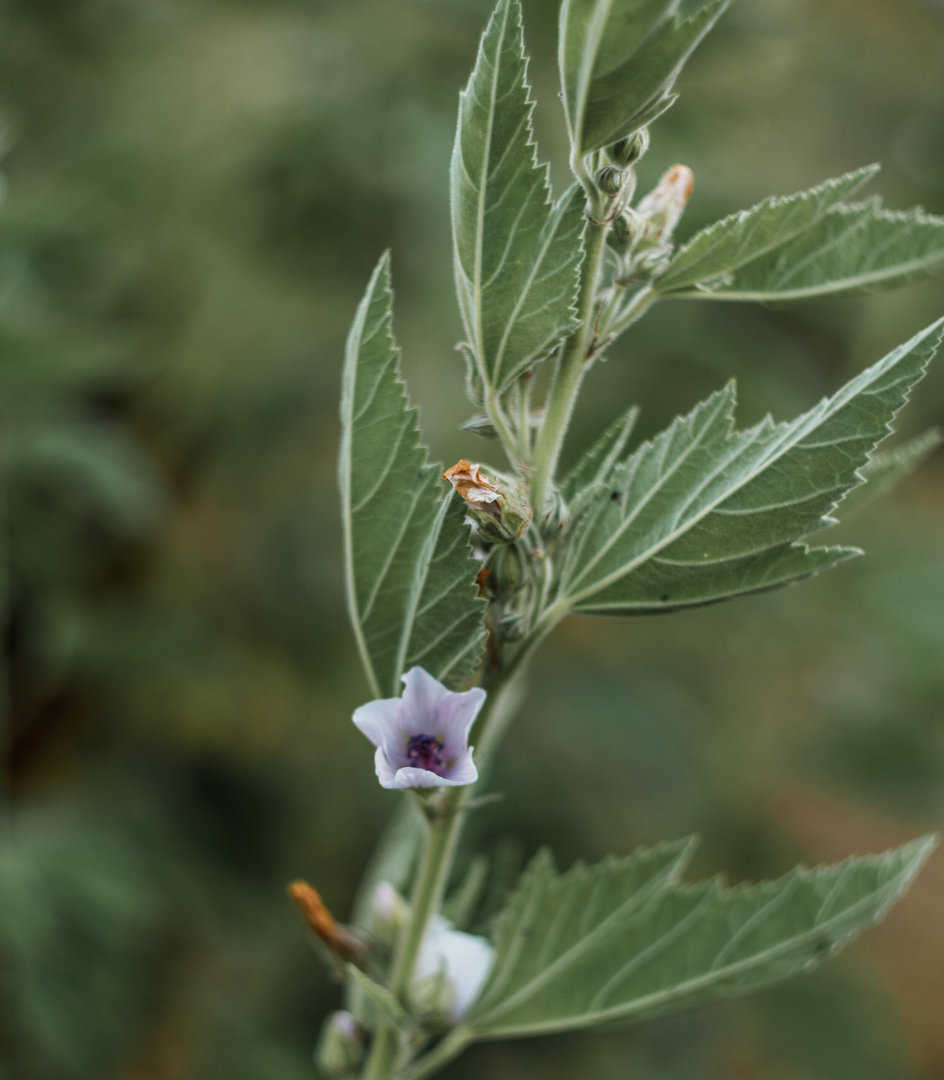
1 1 942 1077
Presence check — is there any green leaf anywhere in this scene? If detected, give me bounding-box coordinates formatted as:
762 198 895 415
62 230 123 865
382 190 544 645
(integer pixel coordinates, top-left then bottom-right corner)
559 0 729 156
840 427 942 518
466 835 936 1038
339 253 485 697
452 0 584 394
443 855 490 930
561 405 640 507
669 199 944 302
656 166 879 294
559 318 942 614
469 838 696 1025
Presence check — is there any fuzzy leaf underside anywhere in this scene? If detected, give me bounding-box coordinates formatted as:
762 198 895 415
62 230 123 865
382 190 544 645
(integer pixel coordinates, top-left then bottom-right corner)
466 836 936 1038
561 405 640 506
672 199 944 302
656 166 879 293
339 254 485 698
452 0 584 394
469 839 696 1024
559 0 729 155
560 319 943 614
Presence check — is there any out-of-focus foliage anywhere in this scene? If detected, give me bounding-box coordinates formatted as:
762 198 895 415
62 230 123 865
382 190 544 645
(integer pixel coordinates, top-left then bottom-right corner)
0 2 941 1078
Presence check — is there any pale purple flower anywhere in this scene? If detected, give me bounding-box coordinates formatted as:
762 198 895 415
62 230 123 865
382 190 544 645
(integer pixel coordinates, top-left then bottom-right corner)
352 667 485 790
413 916 494 1021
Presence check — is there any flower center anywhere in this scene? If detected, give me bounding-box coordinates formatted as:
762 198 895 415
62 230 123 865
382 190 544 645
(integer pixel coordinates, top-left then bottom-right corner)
406 733 445 771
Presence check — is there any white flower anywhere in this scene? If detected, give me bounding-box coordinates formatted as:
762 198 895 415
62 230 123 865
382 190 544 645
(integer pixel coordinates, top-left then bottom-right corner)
352 667 485 790
413 916 494 1021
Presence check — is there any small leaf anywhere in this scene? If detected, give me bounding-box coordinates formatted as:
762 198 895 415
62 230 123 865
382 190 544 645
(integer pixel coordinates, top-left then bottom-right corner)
671 199 944 302
656 166 878 294
467 835 936 1038
560 319 942 614
452 0 584 393
339 253 485 697
559 0 729 156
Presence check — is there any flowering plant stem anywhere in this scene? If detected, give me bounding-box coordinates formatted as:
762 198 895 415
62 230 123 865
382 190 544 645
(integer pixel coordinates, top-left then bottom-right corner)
359 654 537 1079
529 194 608 518
361 802 463 1078
334 3 944 1074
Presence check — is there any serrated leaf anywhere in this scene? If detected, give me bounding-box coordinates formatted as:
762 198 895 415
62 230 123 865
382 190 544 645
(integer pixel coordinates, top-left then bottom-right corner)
339 253 485 697
452 0 584 393
656 166 879 294
467 835 936 1037
559 0 729 156
840 427 942 518
672 199 944 302
559 319 942 614
470 838 696 1022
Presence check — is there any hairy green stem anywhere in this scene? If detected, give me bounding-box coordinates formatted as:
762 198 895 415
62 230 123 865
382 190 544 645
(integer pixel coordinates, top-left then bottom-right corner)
484 387 524 469
358 650 536 1080
400 1027 473 1080
606 283 656 340
530 198 609 519
517 375 533 460
361 803 463 1079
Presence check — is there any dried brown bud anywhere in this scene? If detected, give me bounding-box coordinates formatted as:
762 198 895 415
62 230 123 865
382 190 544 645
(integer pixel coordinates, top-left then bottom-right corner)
288 881 366 967
442 460 531 542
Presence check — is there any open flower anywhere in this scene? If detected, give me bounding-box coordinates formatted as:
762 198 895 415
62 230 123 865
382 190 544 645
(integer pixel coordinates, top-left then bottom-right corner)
352 667 485 790
412 916 494 1021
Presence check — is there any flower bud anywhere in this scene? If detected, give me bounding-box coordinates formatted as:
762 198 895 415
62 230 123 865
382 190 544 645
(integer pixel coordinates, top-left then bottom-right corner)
595 165 623 197
442 460 531 543
365 881 408 946
606 211 644 255
315 1011 363 1076
635 164 694 244
489 542 525 595
410 962 454 1022
608 127 650 167
411 917 494 1023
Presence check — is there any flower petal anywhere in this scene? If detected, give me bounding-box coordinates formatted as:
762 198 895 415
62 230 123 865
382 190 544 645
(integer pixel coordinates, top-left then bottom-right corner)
436 686 486 757
400 667 449 732
352 697 401 749
443 748 478 786
374 747 400 789
391 766 473 789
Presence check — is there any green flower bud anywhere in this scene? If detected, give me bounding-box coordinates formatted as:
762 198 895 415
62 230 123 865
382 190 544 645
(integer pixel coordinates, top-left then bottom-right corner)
410 962 453 1022
316 1011 363 1076
606 210 644 255
442 460 531 543
595 165 624 197
608 127 650 167
364 881 408 947
490 543 525 595
607 213 632 254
